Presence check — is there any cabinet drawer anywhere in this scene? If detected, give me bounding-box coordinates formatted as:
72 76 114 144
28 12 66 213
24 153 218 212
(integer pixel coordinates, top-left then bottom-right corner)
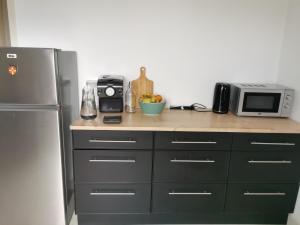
155 132 232 150
152 183 226 213
72 131 153 150
232 133 300 151
75 183 151 214
229 151 300 182
153 151 229 182
74 150 152 183
225 183 299 213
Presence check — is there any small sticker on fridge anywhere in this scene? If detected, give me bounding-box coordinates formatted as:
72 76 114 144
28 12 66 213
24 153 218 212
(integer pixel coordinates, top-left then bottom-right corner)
7 54 17 59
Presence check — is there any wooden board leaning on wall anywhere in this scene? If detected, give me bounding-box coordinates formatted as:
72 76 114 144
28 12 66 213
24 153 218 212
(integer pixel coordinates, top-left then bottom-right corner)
132 67 154 108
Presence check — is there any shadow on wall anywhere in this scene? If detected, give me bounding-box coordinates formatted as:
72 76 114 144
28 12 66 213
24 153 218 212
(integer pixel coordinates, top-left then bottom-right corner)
0 0 10 46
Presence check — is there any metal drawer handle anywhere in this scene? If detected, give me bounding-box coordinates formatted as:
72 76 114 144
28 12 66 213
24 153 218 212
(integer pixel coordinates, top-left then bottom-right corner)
248 160 292 164
169 192 212 196
244 192 286 196
170 159 215 163
250 141 295 146
90 192 136 196
89 139 137 143
171 141 217 144
89 159 136 163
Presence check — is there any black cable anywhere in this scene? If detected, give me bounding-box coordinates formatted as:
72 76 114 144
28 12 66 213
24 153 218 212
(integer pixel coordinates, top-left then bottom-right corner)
170 103 209 112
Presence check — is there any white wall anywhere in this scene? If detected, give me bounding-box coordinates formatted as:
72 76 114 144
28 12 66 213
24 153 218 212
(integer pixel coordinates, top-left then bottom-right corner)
7 0 300 224
277 0 300 224
9 0 289 106
277 0 300 121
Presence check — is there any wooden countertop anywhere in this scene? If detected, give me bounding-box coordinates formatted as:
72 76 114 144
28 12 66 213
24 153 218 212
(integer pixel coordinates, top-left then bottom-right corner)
70 110 300 133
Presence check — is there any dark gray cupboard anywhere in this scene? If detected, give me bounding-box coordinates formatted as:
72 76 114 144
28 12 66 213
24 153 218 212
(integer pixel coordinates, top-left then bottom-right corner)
72 130 300 224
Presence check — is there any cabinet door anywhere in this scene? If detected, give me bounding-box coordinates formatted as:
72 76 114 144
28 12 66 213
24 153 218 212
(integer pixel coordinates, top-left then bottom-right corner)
152 183 226 213
153 151 229 182
75 183 151 214
155 132 232 150
229 151 300 182
232 133 299 151
0 110 65 225
0 48 58 105
74 150 152 183
73 131 153 150
225 183 299 213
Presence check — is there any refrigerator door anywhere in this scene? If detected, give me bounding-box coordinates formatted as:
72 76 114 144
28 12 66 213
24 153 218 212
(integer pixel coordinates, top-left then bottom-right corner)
0 48 58 105
0 110 65 225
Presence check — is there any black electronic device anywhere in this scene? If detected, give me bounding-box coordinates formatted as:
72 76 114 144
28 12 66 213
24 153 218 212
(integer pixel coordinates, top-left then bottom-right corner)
103 115 122 124
212 82 231 114
97 75 124 112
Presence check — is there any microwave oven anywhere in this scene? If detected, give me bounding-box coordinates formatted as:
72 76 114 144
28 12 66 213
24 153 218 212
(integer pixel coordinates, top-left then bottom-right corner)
229 83 294 117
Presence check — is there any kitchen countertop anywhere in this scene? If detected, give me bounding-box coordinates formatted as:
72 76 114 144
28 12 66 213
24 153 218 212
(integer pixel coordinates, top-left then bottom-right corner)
70 110 300 133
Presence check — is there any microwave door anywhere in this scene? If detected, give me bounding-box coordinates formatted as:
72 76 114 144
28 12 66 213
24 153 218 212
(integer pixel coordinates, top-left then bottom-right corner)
237 90 284 117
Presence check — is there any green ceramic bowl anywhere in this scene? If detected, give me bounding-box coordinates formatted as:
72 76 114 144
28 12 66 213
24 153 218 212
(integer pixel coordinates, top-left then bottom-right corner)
139 101 166 115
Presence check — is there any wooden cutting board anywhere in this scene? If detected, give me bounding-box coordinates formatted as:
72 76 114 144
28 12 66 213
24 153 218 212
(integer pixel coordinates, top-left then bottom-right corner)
132 67 154 108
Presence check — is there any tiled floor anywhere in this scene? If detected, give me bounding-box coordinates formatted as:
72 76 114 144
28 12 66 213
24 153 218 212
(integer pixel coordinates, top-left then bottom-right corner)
70 214 78 225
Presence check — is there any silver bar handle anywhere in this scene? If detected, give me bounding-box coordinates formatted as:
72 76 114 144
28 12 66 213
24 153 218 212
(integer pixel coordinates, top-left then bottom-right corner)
248 160 292 164
171 141 217 144
98 85 123 88
250 141 295 146
244 192 286 196
89 139 136 143
169 192 212 196
90 192 135 196
89 159 136 163
170 159 215 163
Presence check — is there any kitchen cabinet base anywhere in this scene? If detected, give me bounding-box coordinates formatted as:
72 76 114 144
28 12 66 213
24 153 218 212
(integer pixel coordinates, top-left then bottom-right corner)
77 212 288 225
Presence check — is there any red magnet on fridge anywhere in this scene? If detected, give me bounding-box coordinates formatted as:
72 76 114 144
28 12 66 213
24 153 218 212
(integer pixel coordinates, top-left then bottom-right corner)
8 65 17 76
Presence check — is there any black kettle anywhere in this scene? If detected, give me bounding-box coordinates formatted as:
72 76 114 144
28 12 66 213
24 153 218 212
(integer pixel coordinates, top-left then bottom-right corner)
212 83 231 114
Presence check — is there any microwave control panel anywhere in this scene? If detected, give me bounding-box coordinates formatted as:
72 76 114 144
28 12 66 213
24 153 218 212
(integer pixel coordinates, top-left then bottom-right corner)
281 89 294 117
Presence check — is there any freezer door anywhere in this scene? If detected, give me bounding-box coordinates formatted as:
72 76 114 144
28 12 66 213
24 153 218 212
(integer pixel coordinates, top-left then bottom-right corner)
0 48 58 105
0 110 66 225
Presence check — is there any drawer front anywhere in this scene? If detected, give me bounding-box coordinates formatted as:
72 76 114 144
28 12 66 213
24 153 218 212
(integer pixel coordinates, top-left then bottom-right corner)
232 133 300 151
153 151 229 182
155 132 232 150
229 151 300 182
75 183 151 214
152 183 226 213
225 183 299 213
74 150 152 183
72 131 153 149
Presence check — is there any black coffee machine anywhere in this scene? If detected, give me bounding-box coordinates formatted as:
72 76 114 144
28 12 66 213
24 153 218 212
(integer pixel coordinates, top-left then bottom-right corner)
97 75 124 112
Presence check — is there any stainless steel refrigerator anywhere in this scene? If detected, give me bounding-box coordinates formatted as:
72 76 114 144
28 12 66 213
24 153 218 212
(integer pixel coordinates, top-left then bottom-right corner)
0 47 79 225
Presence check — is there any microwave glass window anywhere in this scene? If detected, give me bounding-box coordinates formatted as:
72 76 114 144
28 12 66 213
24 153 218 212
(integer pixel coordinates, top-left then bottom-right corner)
242 93 281 113
247 96 274 109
